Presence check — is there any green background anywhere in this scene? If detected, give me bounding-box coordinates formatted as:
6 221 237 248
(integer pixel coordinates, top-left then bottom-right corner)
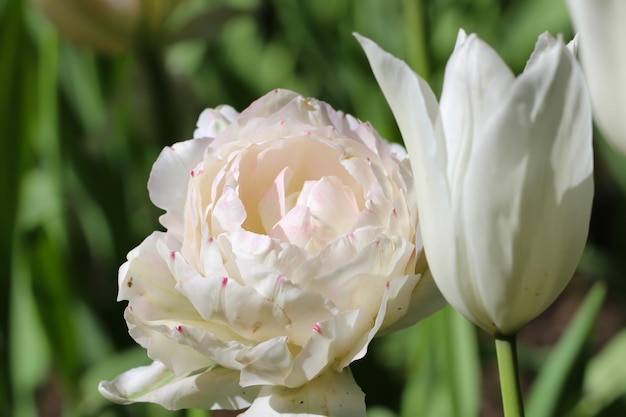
1 0 626 416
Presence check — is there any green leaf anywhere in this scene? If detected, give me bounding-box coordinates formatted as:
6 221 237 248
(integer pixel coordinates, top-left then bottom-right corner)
569 329 626 417
368 406 398 417
398 306 480 417
526 282 607 417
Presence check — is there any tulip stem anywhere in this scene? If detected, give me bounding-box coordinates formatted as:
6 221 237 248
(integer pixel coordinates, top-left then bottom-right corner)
495 334 525 417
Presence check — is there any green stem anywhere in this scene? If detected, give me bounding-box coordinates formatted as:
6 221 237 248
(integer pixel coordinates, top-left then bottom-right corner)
495 334 525 417
403 0 429 80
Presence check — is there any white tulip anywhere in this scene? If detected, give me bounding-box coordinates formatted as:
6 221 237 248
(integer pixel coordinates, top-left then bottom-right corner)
357 31 594 336
567 0 626 155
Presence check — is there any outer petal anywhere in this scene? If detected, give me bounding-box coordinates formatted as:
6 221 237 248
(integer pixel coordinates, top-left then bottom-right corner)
356 34 454 322
194 105 239 139
125 309 216 376
148 138 212 240
440 31 516 188
241 368 365 417
285 309 371 387
118 232 191 314
99 361 258 410
567 0 626 153
378 269 445 334
459 36 593 334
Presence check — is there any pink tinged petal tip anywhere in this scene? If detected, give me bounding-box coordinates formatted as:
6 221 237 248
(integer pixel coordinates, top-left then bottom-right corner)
176 325 184 333
170 251 176 260
190 169 205 178
276 274 285 285
313 323 323 335
222 276 229 288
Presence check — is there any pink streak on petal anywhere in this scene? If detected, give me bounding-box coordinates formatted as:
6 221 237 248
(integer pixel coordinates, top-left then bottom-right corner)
276 274 285 285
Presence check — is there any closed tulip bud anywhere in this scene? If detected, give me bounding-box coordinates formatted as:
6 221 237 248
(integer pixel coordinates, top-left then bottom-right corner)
567 0 626 155
358 30 594 336
37 0 182 52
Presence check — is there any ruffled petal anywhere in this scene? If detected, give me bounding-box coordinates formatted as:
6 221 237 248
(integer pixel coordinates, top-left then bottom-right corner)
148 138 212 240
162 241 292 342
297 232 415 313
194 105 239 139
379 269 445 334
241 368 365 417
125 309 217 376
286 309 371 387
118 231 199 322
99 361 258 410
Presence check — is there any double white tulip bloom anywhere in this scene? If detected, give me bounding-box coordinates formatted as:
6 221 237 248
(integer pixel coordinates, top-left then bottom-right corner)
358 31 594 336
567 0 626 155
99 89 443 415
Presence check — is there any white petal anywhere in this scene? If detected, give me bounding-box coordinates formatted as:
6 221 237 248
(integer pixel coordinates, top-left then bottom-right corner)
299 176 359 243
124 309 217 376
525 32 560 70
356 34 457 322
99 361 258 410
286 309 371 387
194 105 239 139
241 369 365 417
297 232 414 313
440 32 515 189
377 269 445 334
229 259 339 346
218 230 309 279
164 244 292 342
567 0 626 153
167 323 251 370
270 205 315 248
212 185 247 234
259 167 294 233
118 232 199 322
148 138 211 240
459 38 593 334
236 337 294 386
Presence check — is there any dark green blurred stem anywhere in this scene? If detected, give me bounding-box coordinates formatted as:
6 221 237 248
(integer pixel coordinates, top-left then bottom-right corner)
0 0 25 408
403 0 429 80
495 334 525 417
137 43 182 145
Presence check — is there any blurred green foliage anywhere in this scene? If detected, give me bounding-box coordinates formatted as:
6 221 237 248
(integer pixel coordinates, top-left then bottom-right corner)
1 0 626 416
